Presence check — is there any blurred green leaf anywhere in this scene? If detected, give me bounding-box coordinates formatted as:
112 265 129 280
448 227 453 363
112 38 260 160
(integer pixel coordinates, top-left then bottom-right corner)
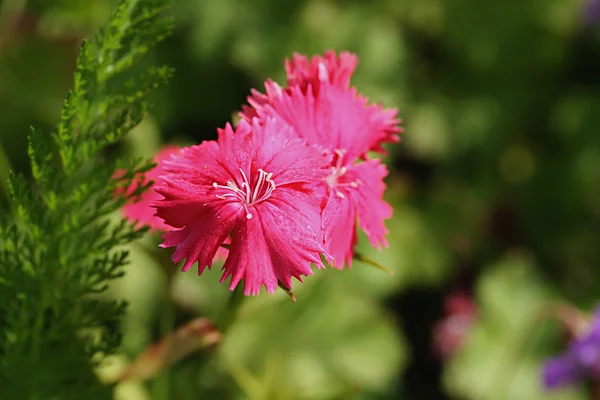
220 283 406 399
443 252 587 400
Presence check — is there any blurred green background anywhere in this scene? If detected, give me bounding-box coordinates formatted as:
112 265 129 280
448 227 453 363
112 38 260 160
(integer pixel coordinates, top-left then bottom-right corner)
1 0 599 399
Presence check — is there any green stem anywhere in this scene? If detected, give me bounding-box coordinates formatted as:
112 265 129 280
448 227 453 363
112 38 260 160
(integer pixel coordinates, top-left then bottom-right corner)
31 283 49 365
151 296 175 400
149 244 177 400
196 286 245 395
0 141 13 208
218 286 245 332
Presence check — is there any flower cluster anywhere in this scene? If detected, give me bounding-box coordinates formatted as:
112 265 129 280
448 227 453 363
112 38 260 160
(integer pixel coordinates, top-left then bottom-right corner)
127 51 402 296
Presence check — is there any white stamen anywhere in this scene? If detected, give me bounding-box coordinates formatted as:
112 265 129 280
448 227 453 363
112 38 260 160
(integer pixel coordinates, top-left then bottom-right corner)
212 168 277 218
325 149 361 192
318 62 328 82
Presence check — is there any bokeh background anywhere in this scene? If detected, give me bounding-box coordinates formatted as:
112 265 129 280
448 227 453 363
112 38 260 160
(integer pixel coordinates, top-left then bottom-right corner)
1 0 600 399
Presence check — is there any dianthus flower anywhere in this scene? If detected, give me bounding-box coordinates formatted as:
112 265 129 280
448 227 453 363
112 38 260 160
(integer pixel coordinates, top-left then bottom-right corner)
285 50 358 94
241 51 401 268
542 307 600 390
153 117 330 295
243 51 401 154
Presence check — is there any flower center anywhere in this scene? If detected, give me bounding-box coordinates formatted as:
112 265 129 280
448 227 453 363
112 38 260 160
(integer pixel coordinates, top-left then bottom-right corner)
324 149 361 199
212 168 276 219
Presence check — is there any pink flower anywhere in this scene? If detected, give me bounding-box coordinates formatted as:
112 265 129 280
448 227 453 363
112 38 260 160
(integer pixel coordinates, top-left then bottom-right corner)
241 57 400 268
321 151 392 268
242 51 401 154
432 292 477 359
285 50 358 94
122 146 183 232
153 117 330 295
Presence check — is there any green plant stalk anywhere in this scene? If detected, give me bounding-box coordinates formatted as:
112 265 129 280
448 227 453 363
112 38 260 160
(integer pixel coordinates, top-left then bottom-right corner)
219 285 246 332
0 142 13 208
142 241 244 398
151 297 175 400
150 244 177 400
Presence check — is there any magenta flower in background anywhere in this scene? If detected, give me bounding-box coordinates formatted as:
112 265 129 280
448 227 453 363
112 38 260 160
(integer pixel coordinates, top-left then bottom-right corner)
542 307 600 390
122 146 183 232
154 117 330 295
241 51 401 268
432 292 477 359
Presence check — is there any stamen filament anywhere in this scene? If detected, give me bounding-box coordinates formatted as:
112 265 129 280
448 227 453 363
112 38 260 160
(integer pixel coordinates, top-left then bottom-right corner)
212 168 277 219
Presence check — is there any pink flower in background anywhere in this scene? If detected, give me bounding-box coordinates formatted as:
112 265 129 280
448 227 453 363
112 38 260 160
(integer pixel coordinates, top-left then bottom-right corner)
154 117 330 295
120 147 230 262
122 146 183 232
432 292 477 359
241 53 401 268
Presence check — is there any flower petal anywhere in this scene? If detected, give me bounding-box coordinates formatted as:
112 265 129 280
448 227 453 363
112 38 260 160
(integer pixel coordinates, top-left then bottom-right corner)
121 146 182 232
347 159 392 249
160 141 230 189
249 117 331 186
241 80 284 121
318 159 391 268
263 188 327 279
321 189 357 268
542 356 581 390
161 201 238 273
221 187 325 295
220 217 278 296
284 50 358 94
262 84 399 160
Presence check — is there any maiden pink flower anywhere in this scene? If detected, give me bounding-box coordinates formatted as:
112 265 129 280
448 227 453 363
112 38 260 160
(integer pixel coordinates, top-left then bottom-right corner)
242 56 400 268
153 117 330 295
285 50 358 94
243 51 401 154
319 149 392 268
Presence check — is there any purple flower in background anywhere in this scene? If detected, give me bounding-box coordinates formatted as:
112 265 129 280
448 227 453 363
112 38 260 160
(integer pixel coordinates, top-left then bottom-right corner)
585 0 600 25
542 308 600 390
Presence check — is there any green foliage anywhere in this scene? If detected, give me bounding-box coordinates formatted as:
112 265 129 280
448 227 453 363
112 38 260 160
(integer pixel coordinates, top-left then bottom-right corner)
443 253 586 400
0 0 172 398
183 265 406 400
0 0 599 399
